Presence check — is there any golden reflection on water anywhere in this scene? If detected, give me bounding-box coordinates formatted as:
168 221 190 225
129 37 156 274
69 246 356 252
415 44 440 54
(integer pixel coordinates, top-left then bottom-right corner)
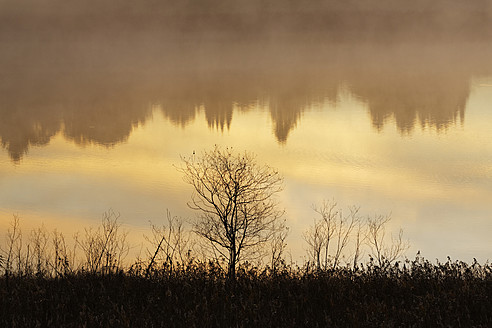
2 40 490 163
2 2 492 262
1 81 492 261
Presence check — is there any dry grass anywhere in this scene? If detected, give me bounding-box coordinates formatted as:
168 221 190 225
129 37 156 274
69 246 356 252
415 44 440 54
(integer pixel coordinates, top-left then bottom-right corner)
0 257 491 327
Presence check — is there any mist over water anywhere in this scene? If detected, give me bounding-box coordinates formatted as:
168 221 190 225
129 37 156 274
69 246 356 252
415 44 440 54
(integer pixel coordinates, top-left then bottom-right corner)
1 1 492 262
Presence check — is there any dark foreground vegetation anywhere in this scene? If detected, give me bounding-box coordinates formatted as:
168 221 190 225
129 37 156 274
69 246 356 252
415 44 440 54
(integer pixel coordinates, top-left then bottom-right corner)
1 257 491 327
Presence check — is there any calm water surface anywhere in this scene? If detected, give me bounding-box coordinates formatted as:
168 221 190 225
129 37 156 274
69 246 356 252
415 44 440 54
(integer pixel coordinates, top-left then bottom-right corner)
1 3 492 262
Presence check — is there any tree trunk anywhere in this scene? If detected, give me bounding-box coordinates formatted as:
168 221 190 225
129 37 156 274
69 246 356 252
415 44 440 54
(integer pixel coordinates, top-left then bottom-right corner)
228 248 236 280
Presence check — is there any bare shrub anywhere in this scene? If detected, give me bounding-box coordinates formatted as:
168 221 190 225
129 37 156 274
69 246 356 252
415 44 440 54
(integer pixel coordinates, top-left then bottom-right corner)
352 216 368 269
269 220 289 272
304 201 410 270
304 200 360 269
144 210 194 276
367 214 410 267
52 229 76 277
75 210 130 274
0 215 23 277
29 225 50 277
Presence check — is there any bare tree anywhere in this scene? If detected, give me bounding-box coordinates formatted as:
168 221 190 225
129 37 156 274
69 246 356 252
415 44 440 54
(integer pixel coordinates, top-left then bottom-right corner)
180 146 284 279
304 200 359 270
367 214 410 267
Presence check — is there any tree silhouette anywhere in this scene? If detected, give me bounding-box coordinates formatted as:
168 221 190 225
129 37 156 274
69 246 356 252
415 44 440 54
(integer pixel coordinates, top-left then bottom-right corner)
180 146 284 279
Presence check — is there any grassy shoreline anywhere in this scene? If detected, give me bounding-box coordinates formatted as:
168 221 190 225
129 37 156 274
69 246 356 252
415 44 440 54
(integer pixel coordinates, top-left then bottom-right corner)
1 258 491 327
1 214 490 326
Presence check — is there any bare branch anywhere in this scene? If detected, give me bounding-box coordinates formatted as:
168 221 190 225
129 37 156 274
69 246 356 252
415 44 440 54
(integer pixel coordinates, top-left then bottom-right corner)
367 214 410 267
179 146 284 279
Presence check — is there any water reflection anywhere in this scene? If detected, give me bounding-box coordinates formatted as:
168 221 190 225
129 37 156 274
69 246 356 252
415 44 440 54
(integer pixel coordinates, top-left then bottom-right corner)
1 2 492 162
348 53 471 134
2 1 492 263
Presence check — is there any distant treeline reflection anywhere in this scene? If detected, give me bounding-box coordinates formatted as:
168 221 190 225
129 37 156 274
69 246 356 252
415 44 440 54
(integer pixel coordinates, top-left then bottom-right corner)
1 1 492 162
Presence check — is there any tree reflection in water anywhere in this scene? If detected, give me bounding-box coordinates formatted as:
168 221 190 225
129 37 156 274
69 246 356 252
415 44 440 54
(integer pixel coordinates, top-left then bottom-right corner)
1 1 492 162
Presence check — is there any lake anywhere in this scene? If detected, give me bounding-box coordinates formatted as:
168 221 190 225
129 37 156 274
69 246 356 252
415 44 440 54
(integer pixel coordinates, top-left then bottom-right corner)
1 2 492 263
